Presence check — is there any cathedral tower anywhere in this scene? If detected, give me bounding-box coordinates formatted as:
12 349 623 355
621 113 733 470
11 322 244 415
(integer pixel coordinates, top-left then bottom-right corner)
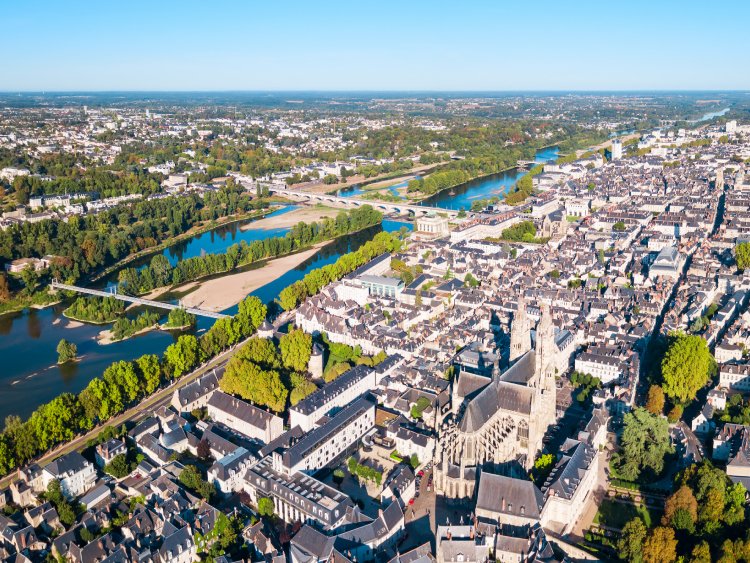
528 303 558 458
509 295 531 364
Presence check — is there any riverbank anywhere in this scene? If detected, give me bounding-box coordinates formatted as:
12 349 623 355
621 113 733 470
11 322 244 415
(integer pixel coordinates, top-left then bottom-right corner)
0 294 61 319
177 242 331 312
96 324 159 345
240 206 341 231
62 310 118 325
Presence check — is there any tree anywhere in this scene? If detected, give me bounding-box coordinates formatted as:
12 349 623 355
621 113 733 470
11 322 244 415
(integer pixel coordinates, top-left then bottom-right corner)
257 496 274 517
409 454 420 470
279 329 312 372
136 354 162 395
646 385 665 415
19 265 39 296
618 517 647 563
104 454 132 478
235 337 281 369
220 358 288 412
642 527 677 563
0 273 10 302
613 220 627 232
690 541 712 563
532 453 556 484
236 295 267 335
197 438 211 460
178 464 214 500
661 333 715 404
662 485 698 530
56 339 78 364
736 241 750 270
164 334 199 378
616 408 673 481
289 372 317 406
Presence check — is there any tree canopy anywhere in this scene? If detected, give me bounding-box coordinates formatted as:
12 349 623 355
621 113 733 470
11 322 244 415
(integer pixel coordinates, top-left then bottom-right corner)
660 332 715 405
614 407 673 481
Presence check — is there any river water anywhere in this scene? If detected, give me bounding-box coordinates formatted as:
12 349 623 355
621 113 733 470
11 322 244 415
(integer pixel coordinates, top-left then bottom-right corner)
335 147 558 211
0 209 409 420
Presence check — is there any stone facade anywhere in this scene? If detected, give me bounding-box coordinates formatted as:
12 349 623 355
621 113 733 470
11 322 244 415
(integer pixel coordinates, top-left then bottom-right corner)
434 304 558 498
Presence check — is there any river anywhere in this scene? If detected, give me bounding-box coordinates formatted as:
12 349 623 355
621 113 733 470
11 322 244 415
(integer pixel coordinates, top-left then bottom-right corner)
0 210 410 421
335 147 558 211
422 145 559 210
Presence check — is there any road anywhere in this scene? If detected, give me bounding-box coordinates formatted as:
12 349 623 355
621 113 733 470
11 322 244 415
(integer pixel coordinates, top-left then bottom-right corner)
0 334 250 490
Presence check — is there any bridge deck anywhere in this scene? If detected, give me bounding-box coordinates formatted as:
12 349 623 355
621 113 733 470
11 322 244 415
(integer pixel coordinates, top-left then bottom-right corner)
50 282 229 320
273 188 458 216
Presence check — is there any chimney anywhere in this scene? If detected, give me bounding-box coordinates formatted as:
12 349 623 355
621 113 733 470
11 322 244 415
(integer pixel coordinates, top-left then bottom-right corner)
501 497 506 511
470 526 475 540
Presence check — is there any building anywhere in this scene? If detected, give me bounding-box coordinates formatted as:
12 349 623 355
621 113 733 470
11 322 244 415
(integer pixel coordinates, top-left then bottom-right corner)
359 275 404 299
435 525 492 563
574 352 623 384
720 363 750 392
42 452 97 500
416 214 450 237
278 395 376 474
289 365 375 432
434 304 558 498
207 390 284 443
649 246 685 280
208 447 255 494
475 473 544 527
172 372 219 413
244 455 354 529
94 439 127 468
611 139 623 160
540 438 599 534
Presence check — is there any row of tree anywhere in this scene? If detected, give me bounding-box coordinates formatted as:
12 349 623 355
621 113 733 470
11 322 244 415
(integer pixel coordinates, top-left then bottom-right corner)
118 206 383 294
278 231 404 311
407 169 471 196
0 295 268 476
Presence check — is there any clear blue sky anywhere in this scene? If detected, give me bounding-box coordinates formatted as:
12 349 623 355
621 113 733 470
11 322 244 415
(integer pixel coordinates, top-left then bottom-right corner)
2 0 749 91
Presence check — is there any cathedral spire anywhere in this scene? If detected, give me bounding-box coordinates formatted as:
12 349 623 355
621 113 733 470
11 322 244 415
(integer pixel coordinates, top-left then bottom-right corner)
533 302 556 387
509 294 531 364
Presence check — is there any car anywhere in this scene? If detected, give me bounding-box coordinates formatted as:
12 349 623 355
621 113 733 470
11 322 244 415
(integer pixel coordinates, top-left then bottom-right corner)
417 470 424 477
409 498 415 505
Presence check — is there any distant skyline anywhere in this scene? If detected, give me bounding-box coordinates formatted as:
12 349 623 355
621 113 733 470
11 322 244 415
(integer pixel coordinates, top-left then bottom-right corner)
3 0 750 92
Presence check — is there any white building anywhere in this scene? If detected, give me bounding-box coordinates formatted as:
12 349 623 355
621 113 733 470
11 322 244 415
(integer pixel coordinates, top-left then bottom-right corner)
42 452 97 500
289 365 375 432
278 395 376 474
207 391 284 444
720 363 750 392
574 352 623 384
611 139 623 160
416 214 450 237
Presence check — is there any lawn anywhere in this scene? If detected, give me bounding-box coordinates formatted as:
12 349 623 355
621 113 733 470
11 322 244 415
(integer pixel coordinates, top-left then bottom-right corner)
593 499 659 530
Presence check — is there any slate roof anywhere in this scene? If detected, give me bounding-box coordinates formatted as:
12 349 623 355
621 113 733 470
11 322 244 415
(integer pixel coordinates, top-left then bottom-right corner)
459 351 536 433
476 473 544 520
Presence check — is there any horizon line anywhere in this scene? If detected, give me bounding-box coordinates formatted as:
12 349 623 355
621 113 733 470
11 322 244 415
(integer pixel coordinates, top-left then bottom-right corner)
1 89 749 94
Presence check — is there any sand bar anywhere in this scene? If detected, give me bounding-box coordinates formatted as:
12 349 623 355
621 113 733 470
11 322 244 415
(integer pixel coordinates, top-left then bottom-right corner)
242 206 341 231
177 242 329 312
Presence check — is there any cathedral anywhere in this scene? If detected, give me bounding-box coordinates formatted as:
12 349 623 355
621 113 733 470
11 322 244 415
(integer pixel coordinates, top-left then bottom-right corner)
434 298 558 498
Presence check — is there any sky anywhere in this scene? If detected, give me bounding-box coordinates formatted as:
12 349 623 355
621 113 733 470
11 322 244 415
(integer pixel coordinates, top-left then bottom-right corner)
2 0 749 91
